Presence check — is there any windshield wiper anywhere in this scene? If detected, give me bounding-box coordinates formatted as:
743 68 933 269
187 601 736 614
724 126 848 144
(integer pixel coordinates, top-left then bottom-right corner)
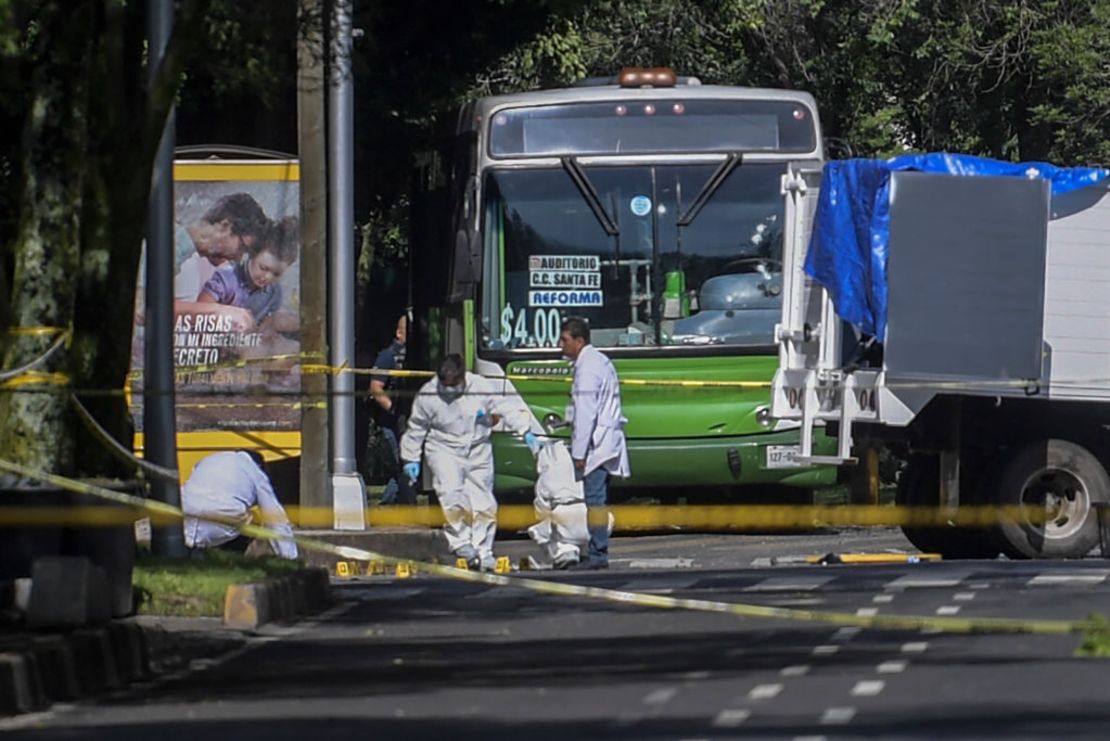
676 152 742 227
561 156 620 236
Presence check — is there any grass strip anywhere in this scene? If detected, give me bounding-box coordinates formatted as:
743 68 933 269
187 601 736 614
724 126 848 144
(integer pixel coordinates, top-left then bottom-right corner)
133 549 302 617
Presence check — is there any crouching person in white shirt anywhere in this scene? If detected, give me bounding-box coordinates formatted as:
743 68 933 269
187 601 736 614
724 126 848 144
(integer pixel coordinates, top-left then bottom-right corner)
182 450 299 560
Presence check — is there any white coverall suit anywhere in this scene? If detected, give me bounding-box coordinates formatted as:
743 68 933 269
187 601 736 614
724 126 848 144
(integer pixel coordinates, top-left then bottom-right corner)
527 440 614 568
400 372 532 565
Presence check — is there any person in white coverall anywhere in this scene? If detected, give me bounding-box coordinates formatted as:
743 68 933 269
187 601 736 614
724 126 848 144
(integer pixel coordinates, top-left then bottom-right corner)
400 353 540 571
527 439 615 569
181 450 298 559
557 317 630 570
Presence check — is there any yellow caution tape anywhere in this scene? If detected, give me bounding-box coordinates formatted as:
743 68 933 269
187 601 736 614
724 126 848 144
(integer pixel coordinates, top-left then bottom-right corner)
0 371 71 389
0 455 1086 637
0 503 1051 530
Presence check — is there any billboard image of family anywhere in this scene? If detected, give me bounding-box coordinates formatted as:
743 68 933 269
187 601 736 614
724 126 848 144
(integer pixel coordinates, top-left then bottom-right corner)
130 170 302 433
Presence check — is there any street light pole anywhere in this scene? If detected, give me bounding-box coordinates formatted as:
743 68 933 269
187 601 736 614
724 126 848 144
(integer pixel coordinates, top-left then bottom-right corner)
327 0 366 529
145 0 185 555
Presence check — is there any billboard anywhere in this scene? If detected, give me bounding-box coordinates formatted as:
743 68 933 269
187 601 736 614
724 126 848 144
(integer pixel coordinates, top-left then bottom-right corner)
130 160 302 434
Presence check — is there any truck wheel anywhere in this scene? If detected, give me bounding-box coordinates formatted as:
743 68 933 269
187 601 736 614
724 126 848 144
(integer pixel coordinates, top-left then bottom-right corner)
990 439 1109 559
896 454 999 559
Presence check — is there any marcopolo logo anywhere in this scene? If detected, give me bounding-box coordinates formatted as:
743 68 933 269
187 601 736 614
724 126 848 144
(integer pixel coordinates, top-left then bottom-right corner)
528 290 603 308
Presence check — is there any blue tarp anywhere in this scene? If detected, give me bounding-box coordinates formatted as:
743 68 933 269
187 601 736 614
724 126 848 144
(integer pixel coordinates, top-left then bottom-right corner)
804 153 1110 340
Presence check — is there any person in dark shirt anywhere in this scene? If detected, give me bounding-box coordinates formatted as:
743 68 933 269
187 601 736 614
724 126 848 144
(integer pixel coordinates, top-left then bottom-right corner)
370 314 416 504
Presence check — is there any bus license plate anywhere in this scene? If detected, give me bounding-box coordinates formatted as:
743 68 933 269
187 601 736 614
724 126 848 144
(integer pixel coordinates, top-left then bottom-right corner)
766 445 803 469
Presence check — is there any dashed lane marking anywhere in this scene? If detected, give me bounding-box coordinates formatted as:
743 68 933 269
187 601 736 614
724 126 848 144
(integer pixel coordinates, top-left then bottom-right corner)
643 687 678 705
1027 573 1109 587
856 607 879 617
743 576 835 592
901 641 929 653
885 573 970 589
953 592 977 601
877 660 908 674
820 707 857 725
780 664 811 677
851 680 886 697
712 709 751 728
833 626 862 641
812 645 839 656
937 605 961 616
748 683 784 700
873 594 894 603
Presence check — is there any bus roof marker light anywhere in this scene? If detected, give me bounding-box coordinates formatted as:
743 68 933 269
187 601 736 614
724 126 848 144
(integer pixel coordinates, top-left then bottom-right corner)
673 103 685 115
793 108 806 120
617 67 677 88
615 104 627 116
644 104 656 116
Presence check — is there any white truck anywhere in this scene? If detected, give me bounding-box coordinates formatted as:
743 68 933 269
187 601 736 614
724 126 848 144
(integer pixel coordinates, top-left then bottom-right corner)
772 158 1110 559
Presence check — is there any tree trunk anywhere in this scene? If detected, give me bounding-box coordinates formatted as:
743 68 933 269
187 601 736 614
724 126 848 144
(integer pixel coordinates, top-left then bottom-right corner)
0 4 94 477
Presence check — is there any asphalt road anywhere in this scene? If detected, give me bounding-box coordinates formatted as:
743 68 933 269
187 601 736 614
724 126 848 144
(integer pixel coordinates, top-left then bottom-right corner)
8 530 1110 740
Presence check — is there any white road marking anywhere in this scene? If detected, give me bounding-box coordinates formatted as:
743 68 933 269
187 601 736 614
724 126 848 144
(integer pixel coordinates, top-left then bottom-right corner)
820 706 857 725
743 576 835 592
856 607 879 617
953 592 977 601
620 577 699 593
833 626 862 641
682 670 711 681
1027 572 1109 586
812 645 839 656
851 680 886 697
712 709 751 727
967 582 991 590
781 664 811 677
885 573 969 589
623 557 694 569
901 641 929 653
936 605 961 616
794 736 828 741
872 594 894 603
749 683 784 700
877 660 908 674
643 687 678 705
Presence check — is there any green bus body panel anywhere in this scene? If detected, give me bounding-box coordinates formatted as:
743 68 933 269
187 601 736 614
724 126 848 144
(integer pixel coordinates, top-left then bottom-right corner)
490 354 836 491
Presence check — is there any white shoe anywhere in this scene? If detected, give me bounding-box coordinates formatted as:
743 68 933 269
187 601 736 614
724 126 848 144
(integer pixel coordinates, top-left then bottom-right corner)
479 556 497 572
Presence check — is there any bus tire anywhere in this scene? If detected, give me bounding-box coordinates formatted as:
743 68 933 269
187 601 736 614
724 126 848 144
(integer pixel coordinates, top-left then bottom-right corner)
896 454 998 559
989 439 1109 559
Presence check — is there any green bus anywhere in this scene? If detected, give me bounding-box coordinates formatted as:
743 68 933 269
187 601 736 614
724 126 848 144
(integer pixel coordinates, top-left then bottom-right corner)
409 68 836 497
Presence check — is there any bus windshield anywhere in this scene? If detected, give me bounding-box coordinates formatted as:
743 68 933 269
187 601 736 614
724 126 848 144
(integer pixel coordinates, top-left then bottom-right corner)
479 162 786 352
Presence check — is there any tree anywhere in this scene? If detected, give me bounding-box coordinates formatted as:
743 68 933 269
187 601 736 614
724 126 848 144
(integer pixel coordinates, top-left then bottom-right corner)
0 0 211 481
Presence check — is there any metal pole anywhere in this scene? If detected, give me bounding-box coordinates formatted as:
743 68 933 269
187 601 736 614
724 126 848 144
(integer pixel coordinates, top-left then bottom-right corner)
145 0 185 555
327 0 366 528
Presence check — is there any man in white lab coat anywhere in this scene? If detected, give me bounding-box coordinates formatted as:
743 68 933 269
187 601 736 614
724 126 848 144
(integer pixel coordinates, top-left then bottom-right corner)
400 353 539 571
181 450 298 559
558 317 630 570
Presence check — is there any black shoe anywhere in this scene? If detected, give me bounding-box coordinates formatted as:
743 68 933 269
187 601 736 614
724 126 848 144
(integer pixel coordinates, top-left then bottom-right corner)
567 559 608 571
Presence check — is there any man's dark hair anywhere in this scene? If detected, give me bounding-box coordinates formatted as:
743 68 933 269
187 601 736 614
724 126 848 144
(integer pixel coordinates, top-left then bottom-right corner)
437 353 465 384
203 193 268 238
560 317 591 344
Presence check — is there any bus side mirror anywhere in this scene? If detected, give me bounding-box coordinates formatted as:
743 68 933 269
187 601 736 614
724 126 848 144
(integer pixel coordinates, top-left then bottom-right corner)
448 228 478 300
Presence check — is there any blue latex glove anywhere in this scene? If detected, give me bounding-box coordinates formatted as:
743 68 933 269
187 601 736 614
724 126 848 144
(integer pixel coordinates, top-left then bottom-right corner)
524 432 543 454
402 462 420 483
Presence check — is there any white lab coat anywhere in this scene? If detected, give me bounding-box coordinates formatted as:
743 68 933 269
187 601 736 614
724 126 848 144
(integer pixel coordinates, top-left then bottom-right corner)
182 451 298 559
568 344 630 478
400 372 532 561
526 440 616 568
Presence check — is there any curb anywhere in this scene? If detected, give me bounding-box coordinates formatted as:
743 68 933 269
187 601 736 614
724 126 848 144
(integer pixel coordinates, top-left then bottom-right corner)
223 567 331 631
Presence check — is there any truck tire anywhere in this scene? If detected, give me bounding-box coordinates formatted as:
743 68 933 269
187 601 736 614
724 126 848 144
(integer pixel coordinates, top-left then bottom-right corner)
989 439 1109 559
896 454 999 559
